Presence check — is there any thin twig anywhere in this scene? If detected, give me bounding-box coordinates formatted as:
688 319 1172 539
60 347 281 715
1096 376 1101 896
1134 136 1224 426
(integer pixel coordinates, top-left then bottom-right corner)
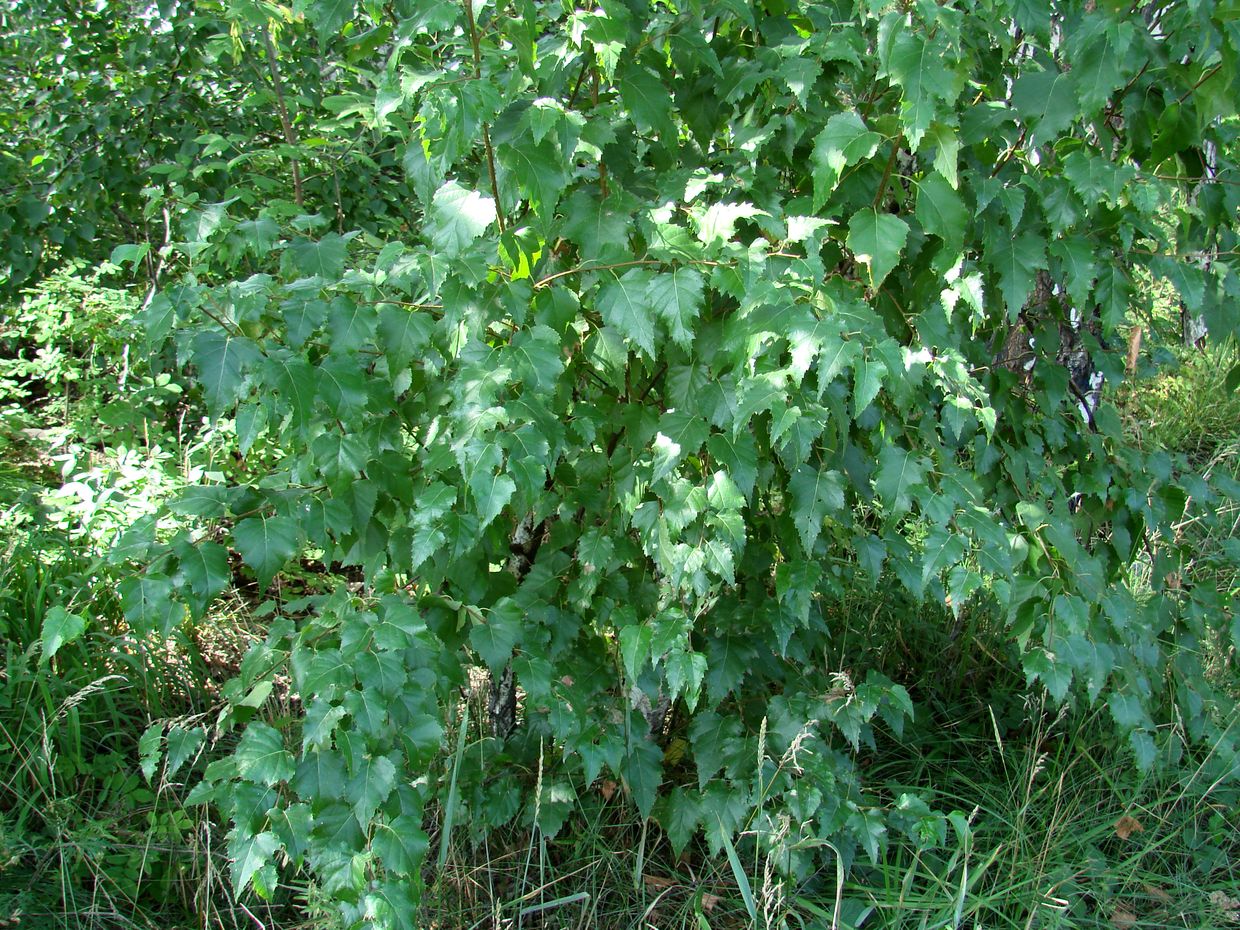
873 135 903 209
463 0 504 232
991 127 1027 177
200 304 244 338
532 258 721 289
261 23 303 206
566 56 590 109
1178 64 1222 104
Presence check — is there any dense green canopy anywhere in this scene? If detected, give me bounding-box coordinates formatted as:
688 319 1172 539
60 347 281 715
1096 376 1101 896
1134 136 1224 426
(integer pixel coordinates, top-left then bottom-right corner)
6 0 1239 926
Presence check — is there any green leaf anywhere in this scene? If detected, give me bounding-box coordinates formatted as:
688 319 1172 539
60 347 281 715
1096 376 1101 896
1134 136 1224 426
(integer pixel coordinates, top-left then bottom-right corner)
229 830 281 898
577 527 615 573
920 526 967 592
695 202 766 245
139 723 163 782
533 781 576 839
1068 22 1132 113
647 268 705 349
916 173 967 254
1050 236 1097 309
287 233 349 279
847 807 888 865
468 470 515 531
377 306 433 370
880 28 959 149
620 735 663 819
707 431 759 499
266 355 317 433
235 723 295 786
410 524 446 573
268 803 312 864
173 540 231 617
1011 68 1077 146
733 372 785 436
349 753 398 823
1062 150 1134 205
1096 262 1133 332
303 700 347 751
110 241 149 269
597 269 657 357
118 575 185 636
562 191 631 262
847 209 909 288
990 234 1047 321
789 465 845 553
292 750 348 801
811 112 881 207
344 687 388 735
234 216 279 257
191 332 262 416
304 0 356 43
619 623 653 681
508 324 564 393
815 331 863 397
703 634 752 705
40 605 86 662
874 445 928 517
852 354 887 417
166 726 205 778
666 651 708 711
326 297 374 351
655 786 702 857
619 62 675 141
428 181 496 257
688 711 742 789
1224 363 1240 394
924 121 961 188
373 815 430 877
232 515 300 591
469 598 523 672
503 141 566 214
317 357 368 416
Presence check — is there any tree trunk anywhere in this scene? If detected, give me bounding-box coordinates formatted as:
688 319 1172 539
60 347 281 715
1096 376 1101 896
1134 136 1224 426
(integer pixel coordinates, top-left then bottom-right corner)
487 512 545 738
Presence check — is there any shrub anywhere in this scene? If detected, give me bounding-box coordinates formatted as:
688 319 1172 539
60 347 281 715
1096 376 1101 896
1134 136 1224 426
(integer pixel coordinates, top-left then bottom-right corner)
102 1 1240 927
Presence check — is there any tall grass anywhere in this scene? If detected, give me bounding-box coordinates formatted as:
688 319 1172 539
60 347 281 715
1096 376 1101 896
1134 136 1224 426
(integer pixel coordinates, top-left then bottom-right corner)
0 532 248 929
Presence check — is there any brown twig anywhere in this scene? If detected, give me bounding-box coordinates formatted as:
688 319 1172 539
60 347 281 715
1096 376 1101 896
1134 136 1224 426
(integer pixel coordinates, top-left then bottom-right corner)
463 0 504 232
532 258 720 289
873 135 903 209
261 24 303 207
991 127 1027 177
566 56 591 109
1178 64 1222 104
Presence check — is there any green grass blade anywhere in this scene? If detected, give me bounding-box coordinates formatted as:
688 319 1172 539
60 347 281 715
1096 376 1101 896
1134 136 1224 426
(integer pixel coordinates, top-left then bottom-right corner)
437 702 469 870
718 819 757 925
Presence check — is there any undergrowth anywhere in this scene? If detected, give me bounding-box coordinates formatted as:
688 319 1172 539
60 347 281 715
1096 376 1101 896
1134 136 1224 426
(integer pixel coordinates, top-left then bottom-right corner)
0 531 237 929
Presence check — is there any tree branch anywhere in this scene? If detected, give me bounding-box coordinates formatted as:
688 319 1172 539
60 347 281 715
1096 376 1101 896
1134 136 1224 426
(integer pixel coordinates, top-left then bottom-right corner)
463 0 504 232
261 24 303 207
